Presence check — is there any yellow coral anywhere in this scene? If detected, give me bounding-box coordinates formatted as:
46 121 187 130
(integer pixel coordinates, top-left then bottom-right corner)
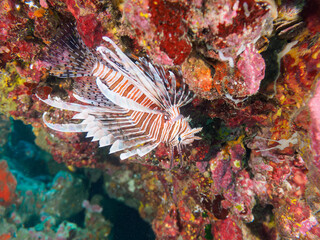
0 63 26 115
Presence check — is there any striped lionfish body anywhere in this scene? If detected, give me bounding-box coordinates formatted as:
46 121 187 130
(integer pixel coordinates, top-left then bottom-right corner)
39 24 202 166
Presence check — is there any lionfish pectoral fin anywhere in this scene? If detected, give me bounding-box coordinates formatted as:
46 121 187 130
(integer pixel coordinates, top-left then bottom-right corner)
109 140 125 154
72 111 90 120
42 112 87 132
92 129 110 142
37 95 105 113
84 121 102 132
81 115 96 125
137 142 160 157
99 134 115 147
86 127 101 138
109 138 152 154
120 149 138 160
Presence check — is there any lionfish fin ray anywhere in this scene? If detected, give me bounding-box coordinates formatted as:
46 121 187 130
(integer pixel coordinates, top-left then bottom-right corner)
187 127 203 136
42 23 97 78
98 38 171 109
72 111 90 120
37 94 126 114
120 149 138 160
92 129 110 141
99 134 115 147
137 142 159 157
86 127 101 138
73 82 120 109
169 71 177 105
43 112 87 132
81 117 96 126
109 138 152 154
109 140 125 153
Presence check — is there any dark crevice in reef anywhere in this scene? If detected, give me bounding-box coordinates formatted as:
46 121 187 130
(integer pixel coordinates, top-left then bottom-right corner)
259 36 287 94
88 175 156 240
243 141 253 179
247 203 275 240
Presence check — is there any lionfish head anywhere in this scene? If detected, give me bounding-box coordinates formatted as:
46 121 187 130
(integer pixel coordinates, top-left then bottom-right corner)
171 118 202 147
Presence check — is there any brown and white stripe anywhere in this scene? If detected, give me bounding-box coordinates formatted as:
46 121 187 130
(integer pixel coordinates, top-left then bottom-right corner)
39 26 201 166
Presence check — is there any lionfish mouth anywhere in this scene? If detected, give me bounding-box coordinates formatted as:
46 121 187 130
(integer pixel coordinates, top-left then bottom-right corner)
171 114 184 122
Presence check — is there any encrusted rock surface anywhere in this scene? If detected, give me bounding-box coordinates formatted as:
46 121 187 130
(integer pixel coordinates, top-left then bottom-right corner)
1 0 320 239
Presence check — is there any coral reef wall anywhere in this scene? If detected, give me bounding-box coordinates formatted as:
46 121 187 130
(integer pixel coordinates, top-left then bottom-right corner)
1 0 320 239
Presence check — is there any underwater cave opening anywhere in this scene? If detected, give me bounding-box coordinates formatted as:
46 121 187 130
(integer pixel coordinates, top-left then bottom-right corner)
4 118 53 179
88 175 156 240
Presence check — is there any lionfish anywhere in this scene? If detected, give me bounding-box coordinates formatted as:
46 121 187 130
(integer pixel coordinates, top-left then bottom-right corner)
38 23 202 167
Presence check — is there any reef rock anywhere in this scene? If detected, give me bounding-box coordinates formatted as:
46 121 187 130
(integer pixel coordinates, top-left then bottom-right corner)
1 0 320 239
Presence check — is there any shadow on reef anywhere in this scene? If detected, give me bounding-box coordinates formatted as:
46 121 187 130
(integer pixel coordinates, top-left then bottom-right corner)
0 117 155 240
89 176 155 240
246 203 275 240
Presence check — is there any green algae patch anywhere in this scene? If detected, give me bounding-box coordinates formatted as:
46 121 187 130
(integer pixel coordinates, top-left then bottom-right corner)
0 63 26 115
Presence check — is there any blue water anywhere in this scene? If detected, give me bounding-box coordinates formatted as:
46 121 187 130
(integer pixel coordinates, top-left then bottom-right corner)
2 118 155 239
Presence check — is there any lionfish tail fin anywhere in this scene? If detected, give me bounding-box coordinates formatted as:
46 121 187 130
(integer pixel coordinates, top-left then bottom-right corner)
42 22 97 78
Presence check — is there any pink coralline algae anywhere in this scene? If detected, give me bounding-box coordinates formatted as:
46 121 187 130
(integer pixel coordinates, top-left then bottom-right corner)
210 140 256 222
236 43 266 95
308 80 320 169
123 0 272 98
275 200 319 238
212 218 243 240
182 0 272 99
187 0 273 61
